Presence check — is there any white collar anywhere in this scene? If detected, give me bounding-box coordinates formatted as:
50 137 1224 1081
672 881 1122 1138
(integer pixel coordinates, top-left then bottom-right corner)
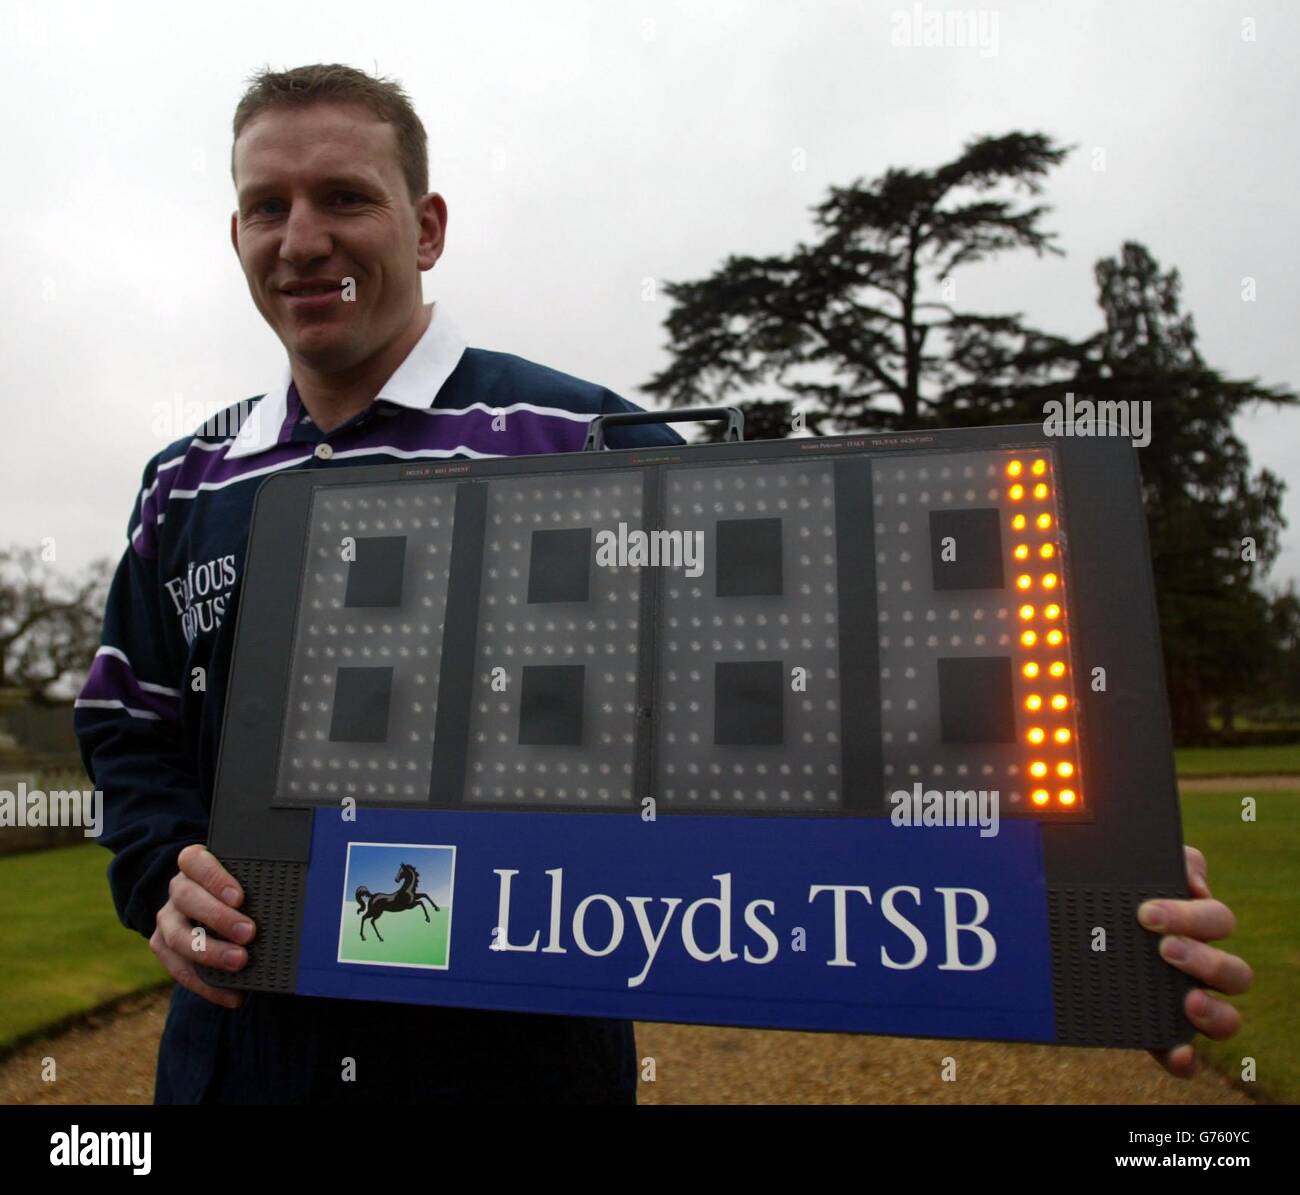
226 301 469 459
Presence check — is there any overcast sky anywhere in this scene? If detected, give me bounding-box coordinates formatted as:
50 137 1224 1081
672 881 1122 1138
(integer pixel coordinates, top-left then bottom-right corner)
2 0 1297 588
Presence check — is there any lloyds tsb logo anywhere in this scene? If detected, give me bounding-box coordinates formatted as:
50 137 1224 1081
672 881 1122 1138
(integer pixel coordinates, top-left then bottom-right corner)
337 842 456 970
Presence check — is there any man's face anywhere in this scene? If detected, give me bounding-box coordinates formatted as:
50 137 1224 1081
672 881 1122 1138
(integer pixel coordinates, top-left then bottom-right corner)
230 102 445 371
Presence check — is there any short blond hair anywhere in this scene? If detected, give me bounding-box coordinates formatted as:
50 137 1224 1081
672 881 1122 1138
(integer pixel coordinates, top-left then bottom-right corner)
232 62 429 201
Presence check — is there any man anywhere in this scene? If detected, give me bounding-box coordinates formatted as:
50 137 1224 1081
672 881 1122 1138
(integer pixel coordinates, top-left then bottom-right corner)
74 63 683 1105
75 64 1249 1104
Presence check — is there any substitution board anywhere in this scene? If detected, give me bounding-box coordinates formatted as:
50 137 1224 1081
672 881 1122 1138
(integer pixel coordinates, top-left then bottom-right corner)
202 412 1192 1049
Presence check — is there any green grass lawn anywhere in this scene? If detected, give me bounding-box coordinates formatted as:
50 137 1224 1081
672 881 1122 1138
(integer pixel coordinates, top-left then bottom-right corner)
1175 743 1300 777
0 843 164 1055
1178 789 1300 1103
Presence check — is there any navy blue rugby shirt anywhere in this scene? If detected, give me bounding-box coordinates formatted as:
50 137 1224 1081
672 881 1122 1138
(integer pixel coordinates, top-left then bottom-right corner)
73 302 683 1103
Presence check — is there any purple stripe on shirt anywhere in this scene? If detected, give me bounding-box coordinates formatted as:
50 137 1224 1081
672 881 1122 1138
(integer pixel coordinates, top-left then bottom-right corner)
283 382 304 440
339 406 590 459
168 439 313 493
131 400 594 560
163 405 590 496
77 653 181 721
134 465 183 559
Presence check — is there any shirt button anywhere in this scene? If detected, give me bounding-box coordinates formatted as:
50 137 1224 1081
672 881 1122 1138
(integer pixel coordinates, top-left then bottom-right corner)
314 443 334 461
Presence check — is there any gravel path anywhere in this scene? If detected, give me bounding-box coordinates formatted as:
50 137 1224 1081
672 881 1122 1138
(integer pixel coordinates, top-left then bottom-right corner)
0 987 1251 1105
0 990 166 1105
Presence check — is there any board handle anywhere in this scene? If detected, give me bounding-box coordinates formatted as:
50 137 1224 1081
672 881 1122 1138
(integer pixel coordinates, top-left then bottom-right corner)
583 405 745 451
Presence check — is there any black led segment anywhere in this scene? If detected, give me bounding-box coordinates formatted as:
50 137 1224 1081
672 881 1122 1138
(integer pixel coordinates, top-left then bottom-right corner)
461 473 641 808
936 656 1016 744
344 535 407 607
276 483 456 805
714 660 784 746
329 666 394 743
519 665 586 745
659 461 845 811
929 508 1004 591
527 527 592 604
716 517 783 597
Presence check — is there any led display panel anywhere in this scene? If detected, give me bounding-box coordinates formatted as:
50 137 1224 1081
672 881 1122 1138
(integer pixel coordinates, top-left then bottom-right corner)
203 422 1191 1050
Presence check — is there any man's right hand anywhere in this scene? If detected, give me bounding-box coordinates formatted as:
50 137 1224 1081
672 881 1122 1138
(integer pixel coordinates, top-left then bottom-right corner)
150 844 256 1009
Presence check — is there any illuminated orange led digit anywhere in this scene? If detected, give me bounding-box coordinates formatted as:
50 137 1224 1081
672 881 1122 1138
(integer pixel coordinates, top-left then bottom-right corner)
1008 457 1077 810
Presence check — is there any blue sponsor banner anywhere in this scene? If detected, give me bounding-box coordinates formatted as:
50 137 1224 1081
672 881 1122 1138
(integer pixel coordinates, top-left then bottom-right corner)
298 810 1056 1042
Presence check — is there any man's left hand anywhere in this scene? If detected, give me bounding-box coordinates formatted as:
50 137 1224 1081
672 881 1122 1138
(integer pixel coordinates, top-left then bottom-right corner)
1139 845 1253 1077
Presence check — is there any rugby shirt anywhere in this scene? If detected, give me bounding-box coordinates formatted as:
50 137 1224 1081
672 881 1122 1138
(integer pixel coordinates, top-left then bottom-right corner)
73 301 684 1104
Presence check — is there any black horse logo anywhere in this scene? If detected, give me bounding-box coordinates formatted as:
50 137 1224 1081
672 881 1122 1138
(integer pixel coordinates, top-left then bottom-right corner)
355 862 441 942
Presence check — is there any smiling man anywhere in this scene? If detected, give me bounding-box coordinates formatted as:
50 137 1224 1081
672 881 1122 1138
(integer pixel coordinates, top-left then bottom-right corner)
74 63 1250 1107
74 63 684 1105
